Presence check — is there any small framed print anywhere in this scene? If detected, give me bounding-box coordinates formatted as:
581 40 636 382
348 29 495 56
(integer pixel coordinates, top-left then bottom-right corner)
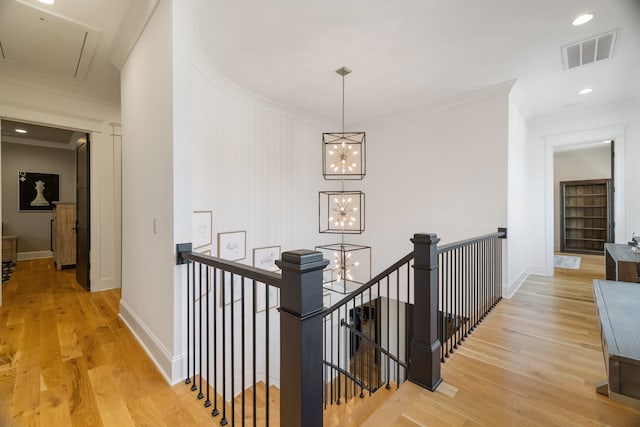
253 246 281 272
193 211 212 249
255 282 279 313
220 271 243 307
323 292 332 309
218 231 246 261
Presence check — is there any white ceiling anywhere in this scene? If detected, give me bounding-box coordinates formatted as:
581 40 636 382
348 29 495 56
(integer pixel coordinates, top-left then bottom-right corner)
0 0 152 106
193 0 640 125
0 0 639 126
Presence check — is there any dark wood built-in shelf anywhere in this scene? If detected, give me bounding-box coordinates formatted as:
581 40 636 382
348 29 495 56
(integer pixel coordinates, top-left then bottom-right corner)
560 179 611 254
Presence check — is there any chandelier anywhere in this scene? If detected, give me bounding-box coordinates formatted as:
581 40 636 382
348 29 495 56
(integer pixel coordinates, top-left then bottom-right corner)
317 67 371 294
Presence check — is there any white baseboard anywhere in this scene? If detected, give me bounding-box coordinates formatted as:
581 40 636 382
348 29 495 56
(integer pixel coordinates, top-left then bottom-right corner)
17 251 53 261
504 267 531 299
119 299 185 385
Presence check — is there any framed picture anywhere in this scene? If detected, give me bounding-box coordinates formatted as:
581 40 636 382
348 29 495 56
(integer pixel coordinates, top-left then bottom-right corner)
218 231 246 261
18 171 60 211
323 292 332 309
220 271 243 307
253 245 281 272
255 282 279 313
193 211 212 249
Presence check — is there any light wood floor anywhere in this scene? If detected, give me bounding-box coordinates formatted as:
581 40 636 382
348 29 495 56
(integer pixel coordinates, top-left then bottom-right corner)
0 259 222 426
365 253 640 426
3 255 640 426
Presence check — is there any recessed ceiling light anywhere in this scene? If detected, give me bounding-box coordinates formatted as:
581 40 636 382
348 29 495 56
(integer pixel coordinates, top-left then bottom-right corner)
38 0 55 4
579 88 592 95
572 14 594 26
15 128 27 134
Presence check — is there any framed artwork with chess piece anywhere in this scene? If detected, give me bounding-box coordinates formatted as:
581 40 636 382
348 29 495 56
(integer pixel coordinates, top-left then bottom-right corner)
18 171 60 211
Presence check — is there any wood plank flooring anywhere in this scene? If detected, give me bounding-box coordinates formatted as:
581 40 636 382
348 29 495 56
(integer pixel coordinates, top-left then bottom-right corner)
366 253 640 426
0 259 216 427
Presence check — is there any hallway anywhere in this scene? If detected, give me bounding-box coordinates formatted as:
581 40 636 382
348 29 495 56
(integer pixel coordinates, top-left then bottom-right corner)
0 259 213 426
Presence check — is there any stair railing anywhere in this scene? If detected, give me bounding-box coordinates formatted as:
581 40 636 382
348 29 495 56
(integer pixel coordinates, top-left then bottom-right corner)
176 228 506 427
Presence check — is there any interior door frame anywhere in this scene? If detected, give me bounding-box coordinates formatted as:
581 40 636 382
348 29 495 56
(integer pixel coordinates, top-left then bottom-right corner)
0 114 98 295
544 126 626 276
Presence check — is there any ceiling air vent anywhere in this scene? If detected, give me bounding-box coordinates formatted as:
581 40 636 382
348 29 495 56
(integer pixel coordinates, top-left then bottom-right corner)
562 29 618 70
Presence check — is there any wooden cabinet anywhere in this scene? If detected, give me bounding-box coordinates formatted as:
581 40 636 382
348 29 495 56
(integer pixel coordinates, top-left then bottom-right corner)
2 235 17 264
560 179 611 254
52 203 76 270
605 243 640 283
593 280 640 409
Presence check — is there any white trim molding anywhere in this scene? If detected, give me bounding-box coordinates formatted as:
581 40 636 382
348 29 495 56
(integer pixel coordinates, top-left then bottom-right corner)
119 299 185 385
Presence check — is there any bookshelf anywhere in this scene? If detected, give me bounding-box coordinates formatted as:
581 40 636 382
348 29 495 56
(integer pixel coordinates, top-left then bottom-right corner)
560 179 611 254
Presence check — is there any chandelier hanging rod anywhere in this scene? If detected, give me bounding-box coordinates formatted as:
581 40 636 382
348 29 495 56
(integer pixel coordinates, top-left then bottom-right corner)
336 67 351 134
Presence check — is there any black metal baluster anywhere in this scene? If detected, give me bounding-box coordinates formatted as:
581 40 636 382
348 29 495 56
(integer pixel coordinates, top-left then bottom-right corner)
221 272 227 426
191 261 197 390
213 268 220 417
406 262 410 382
231 274 236 427
483 240 488 316
368 288 373 395
482 240 487 320
324 313 327 408
360 294 365 398
186 261 192 386
241 276 245 426
344 304 349 402
498 235 503 299
252 280 256 427
331 311 335 405
198 264 204 400
453 249 458 350
457 248 461 343
205 265 211 408
446 251 452 358
472 242 478 331
265 282 270 426
354 298 358 398
336 306 341 405
377 280 381 389
491 239 496 308
463 245 468 340
386 276 390 389
439 254 445 362
477 242 481 327
396 270 400 386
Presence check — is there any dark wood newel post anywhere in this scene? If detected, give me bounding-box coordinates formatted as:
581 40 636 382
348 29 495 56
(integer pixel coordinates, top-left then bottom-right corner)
276 250 329 427
409 233 443 391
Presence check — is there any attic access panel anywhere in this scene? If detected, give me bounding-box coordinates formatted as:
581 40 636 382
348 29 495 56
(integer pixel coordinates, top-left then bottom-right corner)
0 0 100 79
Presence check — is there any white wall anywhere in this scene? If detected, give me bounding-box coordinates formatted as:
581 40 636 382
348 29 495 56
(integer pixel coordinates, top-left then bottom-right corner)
352 85 510 278
527 100 640 275
506 90 529 297
0 57 122 300
192 53 332 260
119 0 181 383
553 145 611 250
191 47 335 390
